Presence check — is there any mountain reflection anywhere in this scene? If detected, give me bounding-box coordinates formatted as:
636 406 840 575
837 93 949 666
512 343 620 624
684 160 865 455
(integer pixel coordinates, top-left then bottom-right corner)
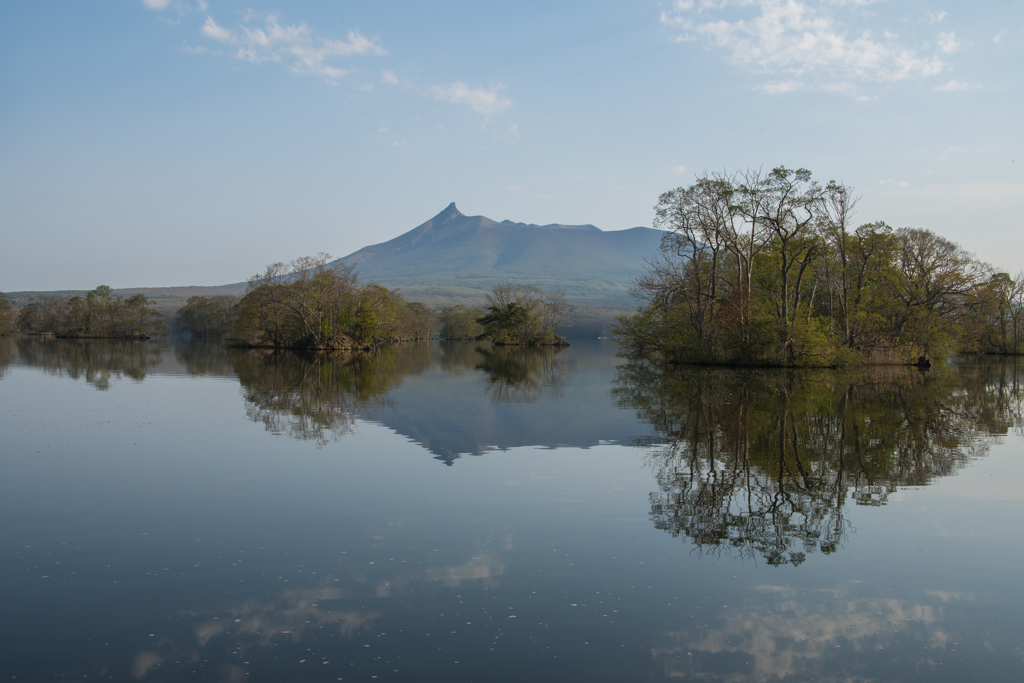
9 337 649 460
13 336 162 389
613 359 1024 566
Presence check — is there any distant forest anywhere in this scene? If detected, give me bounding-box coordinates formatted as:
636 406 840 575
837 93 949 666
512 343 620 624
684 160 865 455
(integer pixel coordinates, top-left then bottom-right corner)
615 167 1024 366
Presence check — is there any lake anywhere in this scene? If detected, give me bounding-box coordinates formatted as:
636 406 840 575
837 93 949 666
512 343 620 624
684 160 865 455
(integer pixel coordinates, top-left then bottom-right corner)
1 336 1023 681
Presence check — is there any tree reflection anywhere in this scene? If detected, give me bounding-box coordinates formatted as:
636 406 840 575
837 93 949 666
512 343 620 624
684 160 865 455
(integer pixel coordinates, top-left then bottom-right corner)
0 336 13 380
475 345 568 404
232 344 437 446
13 336 162 389
171 336 238 377
613 359 1024 565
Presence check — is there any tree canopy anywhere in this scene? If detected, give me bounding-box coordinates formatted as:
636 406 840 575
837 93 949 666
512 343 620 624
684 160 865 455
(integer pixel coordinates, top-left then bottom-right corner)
615 167 1022 366
231 254 434 350
14 286 165 339
474 282 571 346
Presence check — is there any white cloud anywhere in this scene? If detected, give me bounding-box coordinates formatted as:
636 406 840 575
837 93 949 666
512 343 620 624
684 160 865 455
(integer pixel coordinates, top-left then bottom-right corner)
377 126 389 133
662 1 954 94
508 186 524 191
359 83 373 91
937 30 959 54
430 82 510 115
932 79 982 92
928 10 948 24
382 70 399 85
509 123 519 135
821 80 856 94
758 79 803 94
200 16 232 43
672 165 688 175
994 31 1005 43
196 12 386 82
142 0 173 9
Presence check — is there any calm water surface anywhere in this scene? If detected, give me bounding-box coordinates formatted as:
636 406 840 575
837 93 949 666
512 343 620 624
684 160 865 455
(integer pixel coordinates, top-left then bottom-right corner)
1 336 1023 681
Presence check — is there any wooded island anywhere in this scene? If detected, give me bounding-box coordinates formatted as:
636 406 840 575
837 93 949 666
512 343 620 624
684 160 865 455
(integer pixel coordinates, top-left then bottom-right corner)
614 167 1023 366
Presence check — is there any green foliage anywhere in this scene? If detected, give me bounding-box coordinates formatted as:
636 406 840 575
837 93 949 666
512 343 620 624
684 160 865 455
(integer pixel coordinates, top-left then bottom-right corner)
619 167 1004 366
175 295 240 336
13 286 165 338
473 282 570 346
437 304 484 340
477 302 533 343
230 255 432 350
0 293 15 336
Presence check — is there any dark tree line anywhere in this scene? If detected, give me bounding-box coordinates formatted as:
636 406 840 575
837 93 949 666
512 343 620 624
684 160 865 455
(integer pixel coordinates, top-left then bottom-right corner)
13 286 165 338
616 167 1022 366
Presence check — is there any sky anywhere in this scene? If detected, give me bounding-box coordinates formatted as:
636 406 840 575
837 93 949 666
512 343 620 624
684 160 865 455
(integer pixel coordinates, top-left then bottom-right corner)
1 0 1021 290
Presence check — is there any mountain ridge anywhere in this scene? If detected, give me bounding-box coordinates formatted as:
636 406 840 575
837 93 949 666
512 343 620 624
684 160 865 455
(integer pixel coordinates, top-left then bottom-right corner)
329 203 663 309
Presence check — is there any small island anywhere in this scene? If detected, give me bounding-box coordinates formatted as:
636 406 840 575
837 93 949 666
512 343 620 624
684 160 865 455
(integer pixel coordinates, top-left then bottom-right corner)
614 166 1024 367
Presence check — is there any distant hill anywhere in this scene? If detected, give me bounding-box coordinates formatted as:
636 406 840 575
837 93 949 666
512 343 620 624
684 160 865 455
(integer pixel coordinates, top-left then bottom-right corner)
332 203 663 310
7 203 662 337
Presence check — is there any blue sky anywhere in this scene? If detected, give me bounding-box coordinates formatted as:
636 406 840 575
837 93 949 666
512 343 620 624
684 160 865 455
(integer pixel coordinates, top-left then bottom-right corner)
1 0 1021 290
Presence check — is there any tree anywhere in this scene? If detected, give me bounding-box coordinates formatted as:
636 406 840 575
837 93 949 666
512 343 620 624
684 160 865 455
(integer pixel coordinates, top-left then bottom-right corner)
232 255 432 349
12 287 164 338
616 166 994 366
888 228 989 357
476 282 570 345
0 293 16 335
438 305 484 340
175 295 240 336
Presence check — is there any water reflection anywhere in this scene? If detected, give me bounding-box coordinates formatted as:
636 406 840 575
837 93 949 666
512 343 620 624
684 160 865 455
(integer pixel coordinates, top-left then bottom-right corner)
0 336 14 379
13 335 163 389
613 359 1024 566
654 585 964 681
231 345 436 446
475 345 567 404
171 336 237 377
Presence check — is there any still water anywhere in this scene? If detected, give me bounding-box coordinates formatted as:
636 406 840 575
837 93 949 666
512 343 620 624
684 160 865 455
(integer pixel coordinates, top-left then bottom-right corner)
1 336 1023 681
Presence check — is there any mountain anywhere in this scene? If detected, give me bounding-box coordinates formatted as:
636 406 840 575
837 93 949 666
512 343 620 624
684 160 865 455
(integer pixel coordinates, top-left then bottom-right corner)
330 203 663 309
6 203 662 336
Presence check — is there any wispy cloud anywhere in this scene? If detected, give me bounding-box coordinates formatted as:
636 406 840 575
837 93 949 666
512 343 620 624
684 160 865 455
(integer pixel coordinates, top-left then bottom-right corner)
672 165 688 175
430 82 510 115
381 70 400 85
661 1 958 95
758 79 803 94
142 0 208 13
937 31 960 54
932 79 982 92
196 12 386 82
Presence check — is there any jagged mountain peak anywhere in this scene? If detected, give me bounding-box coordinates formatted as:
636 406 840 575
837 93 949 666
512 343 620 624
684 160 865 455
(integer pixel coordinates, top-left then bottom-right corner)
432 202 464 223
